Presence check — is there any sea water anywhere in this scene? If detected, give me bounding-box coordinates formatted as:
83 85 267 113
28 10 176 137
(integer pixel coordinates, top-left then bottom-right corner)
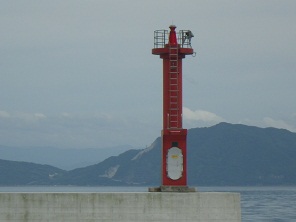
1 186 296 221
200 186 296 221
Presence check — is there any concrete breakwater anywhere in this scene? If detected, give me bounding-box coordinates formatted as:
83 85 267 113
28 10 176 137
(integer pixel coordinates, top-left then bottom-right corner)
0 192 241 222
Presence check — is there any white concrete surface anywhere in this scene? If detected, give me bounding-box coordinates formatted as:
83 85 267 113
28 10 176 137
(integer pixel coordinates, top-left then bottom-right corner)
0 192 241 222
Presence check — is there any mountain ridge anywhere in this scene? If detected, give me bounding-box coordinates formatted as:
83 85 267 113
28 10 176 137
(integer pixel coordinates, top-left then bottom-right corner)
0 145 133 170
1 122 296 186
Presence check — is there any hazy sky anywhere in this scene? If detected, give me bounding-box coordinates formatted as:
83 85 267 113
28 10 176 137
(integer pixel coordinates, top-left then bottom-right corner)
1 1 296 149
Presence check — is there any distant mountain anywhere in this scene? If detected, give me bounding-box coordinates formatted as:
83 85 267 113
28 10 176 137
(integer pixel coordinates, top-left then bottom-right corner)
0 145 133 170
0 159 65 185
1 123 296 186
52 122 296 186
55 143 160 186
186 123 296 185
55 149 142 186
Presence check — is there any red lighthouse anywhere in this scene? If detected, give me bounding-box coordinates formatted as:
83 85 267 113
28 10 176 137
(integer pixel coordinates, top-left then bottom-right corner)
151 25 195 192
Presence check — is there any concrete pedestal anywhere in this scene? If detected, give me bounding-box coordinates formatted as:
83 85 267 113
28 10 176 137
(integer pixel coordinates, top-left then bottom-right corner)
149 185 196 192
0 192 241 222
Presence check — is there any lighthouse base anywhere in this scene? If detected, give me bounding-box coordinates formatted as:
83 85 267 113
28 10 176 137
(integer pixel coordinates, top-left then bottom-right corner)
148 185 196 192
0 192 241 222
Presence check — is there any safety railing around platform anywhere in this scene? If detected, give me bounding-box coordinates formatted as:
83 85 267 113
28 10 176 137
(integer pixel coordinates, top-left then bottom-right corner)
154 29 193 48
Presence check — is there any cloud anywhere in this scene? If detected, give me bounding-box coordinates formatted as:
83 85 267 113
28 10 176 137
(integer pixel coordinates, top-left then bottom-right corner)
183 107 225 122
12 112 47 122
182 107 225 129
0 111 157 149
34 113 46 119
0 110 46 121
263 117 296 132
0 110 10 118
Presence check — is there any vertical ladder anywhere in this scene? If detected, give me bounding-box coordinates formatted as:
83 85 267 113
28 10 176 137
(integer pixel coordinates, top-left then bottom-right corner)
168 46 179 129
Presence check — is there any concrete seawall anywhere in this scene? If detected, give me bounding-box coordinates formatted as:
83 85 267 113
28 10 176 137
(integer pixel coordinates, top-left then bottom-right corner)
0 192 241 222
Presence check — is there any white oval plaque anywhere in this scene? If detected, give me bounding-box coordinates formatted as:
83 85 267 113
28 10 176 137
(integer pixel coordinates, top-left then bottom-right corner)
167 147 183 180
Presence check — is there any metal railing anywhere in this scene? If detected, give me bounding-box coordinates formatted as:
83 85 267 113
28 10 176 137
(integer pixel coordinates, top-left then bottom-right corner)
154 30 169 48
154 29 193 48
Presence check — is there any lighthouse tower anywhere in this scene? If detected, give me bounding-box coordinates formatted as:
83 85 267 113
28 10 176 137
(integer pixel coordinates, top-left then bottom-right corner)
151 25 195 192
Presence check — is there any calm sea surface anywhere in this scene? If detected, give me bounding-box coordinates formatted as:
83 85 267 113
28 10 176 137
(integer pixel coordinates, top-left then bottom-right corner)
1 186 295 221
